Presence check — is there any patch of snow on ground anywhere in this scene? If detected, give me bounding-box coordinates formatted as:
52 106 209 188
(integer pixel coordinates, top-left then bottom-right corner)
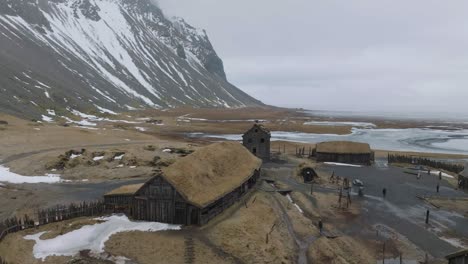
430 170 454 179
440 236 466 248
94 105 117 115
93 156 104 161
41 115 54 123
135 127 146 132
162 149 172 153
70 154 81 159
0 166 61 184
286 194 304 214
24 215 180 260
46 109 56 116
324 162 363 168
114 154 124 160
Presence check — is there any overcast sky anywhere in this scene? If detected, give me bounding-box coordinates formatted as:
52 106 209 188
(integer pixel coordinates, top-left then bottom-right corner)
157 0 468 113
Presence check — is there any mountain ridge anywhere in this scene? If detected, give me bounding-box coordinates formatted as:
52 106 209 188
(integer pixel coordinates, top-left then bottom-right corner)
0 0 262 120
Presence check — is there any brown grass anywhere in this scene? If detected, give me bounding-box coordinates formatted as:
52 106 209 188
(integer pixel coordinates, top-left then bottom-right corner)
163 142 262 208
316 141 371 154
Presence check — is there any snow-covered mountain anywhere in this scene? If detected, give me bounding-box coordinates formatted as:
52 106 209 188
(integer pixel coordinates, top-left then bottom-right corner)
0 0 262 119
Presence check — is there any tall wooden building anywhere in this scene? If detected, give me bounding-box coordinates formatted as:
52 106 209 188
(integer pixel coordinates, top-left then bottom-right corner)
105 142 262 225
243 123 271 160
315 141 374 165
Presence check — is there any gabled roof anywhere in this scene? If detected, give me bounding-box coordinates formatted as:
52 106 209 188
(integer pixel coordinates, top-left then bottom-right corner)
105 183 145 196
316 141 371 154
242 123 271 137
446 249 468 259
161 142 262 208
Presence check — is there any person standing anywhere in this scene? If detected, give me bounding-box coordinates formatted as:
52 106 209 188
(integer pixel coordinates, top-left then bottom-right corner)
439 171 442 181
382 188 387 199
318 220 323 235
436 184 440 193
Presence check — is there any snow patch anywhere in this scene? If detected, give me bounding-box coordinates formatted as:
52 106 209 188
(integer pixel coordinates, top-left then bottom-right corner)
46 109 56 116
286 194 304 214
70 154 81 159
41 115 54 123
114 154 124 160
24 215 180 260
0 166 61 184
324 162 363 168
93 156 104 161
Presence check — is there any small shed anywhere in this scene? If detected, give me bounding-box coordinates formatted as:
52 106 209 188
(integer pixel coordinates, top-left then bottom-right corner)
458 169 468 190
315 141 373 165
243 123 271 160
446 249 468 264
300 167 318 183
104 142 262 225
104 183 144 215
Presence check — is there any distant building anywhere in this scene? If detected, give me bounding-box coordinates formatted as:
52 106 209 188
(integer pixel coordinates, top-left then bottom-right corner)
446 249 468 264
242 123 271 160
315 141 374 165
104 142 262 225
458 169 468 190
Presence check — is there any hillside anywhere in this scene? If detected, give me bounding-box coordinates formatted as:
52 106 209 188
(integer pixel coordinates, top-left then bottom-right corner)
0 0 262 120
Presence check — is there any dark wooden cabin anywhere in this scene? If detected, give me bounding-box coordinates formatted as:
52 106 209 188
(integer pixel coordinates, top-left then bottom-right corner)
243 123 271 160
104 183 144 215
105 142 262 225
315 141 374 165
446 249 468 264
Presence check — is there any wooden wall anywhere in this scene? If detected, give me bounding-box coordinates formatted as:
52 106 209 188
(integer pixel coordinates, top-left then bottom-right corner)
133 176 197 225
243 129 271 160
105 169 261 226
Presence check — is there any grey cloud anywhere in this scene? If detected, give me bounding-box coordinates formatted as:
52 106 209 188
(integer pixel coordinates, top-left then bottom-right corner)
157 0 468 113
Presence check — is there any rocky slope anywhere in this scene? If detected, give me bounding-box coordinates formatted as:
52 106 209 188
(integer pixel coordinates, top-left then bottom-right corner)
0 0 262 120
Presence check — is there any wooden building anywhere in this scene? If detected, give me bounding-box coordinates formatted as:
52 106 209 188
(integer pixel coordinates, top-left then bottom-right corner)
315 141 374 165
104 142 262 225
242 123 271 160
104 183 144 215
458 169 468 190
300 167 318 183
446 249 468 264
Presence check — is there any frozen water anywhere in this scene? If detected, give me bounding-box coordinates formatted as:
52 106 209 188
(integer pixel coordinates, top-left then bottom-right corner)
304 121 376 128
191 128 468 155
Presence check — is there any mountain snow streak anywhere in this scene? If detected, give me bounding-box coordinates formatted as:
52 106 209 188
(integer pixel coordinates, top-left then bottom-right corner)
0 0 261 118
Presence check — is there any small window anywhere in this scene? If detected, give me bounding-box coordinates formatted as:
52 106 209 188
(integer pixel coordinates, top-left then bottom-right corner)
252 148 257 154
255 129 258 133
261 138 265 143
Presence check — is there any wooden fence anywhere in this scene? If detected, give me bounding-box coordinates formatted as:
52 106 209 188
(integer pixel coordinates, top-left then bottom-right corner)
388 154 464 173
0 200 106 244
0 256 9 264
